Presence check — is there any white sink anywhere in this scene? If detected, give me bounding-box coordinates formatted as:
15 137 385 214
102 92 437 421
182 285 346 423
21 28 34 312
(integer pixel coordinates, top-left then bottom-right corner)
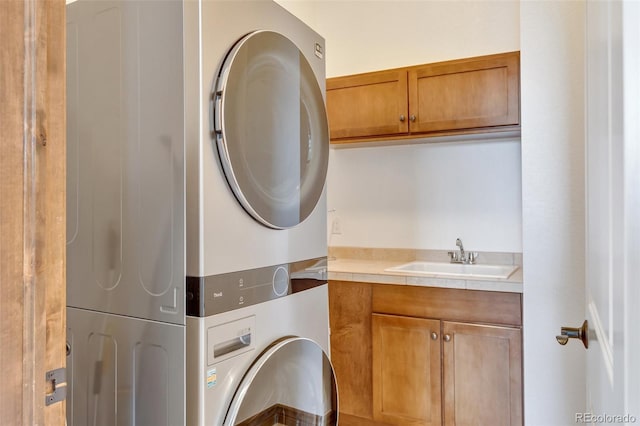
385 261 519 279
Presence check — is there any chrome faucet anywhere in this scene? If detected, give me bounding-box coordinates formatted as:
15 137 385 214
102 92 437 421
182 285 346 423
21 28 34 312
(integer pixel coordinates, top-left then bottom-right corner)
448 238 478 264
456 238 465 260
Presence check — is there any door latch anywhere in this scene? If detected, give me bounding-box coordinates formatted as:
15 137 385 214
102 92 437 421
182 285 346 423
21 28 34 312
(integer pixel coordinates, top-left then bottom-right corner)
45 367 67 406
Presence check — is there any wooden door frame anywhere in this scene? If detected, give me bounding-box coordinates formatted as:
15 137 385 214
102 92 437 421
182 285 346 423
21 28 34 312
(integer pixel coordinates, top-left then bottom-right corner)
0 1 66 425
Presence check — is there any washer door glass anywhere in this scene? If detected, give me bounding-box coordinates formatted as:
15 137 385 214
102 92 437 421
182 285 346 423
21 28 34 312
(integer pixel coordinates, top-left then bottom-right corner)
224 337 338 425
212 31 329 229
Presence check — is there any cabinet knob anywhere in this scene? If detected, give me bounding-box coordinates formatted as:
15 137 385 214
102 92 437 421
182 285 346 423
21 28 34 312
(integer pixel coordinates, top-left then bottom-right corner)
409 114 416 122
431 332 438 340
399 114 406 122
443 334 451 342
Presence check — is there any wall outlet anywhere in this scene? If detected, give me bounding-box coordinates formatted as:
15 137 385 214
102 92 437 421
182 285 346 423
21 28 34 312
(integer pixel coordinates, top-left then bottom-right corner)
331 217 342 235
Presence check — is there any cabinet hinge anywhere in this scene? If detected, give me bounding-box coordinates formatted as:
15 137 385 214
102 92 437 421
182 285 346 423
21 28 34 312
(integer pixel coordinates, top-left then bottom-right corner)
45 367 67 406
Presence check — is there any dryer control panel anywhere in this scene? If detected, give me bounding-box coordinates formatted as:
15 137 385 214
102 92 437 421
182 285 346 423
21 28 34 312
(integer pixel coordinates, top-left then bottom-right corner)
186 257 327 317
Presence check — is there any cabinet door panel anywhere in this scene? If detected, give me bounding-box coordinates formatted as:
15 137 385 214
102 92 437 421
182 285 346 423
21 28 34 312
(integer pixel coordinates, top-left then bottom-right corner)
327 70 408 139
442 322 522 426
329 281 374 419
372 314 442 426
409 52 519 133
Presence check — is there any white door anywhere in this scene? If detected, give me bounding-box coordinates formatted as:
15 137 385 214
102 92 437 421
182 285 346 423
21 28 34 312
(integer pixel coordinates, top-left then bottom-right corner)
582 0 640 422
517 0 639 422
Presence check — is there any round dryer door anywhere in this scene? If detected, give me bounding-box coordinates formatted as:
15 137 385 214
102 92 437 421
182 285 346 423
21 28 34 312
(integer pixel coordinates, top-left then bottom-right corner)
212 30 329 229
223 337 338 425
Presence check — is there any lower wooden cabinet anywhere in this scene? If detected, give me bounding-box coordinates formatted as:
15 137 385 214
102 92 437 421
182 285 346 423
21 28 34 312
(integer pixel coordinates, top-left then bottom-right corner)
328 281 375 420
372 314 442 426
442 322 522 426
329 281 523 426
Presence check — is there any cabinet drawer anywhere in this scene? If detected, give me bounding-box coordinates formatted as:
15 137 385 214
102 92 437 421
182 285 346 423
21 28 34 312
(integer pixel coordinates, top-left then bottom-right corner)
372 285 521 326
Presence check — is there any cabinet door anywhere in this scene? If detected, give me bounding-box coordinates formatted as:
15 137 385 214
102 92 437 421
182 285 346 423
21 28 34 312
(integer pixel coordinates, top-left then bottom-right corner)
408 52 519 133
372 314 442 426
442 322 522 426
329 281 374 420
327 70 408 140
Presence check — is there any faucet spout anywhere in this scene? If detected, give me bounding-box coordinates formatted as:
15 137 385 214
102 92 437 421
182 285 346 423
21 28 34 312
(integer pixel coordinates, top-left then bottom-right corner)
456 238 465 260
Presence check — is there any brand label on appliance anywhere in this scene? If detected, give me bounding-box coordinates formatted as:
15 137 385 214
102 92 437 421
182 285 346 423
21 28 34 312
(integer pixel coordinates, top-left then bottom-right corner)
213 291 223 298
314 43 323 59
207 368 217 388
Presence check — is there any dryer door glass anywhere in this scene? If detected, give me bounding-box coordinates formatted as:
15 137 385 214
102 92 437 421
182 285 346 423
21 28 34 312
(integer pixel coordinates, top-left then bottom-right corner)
224 337 337 425
213 30 329 229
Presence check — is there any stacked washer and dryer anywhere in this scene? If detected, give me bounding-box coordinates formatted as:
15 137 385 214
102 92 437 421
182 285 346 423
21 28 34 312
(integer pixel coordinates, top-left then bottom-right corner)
66 1 336 425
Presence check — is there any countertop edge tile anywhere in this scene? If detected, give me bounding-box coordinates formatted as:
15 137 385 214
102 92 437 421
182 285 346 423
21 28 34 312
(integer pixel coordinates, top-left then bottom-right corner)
406 276 466 289
328 271 353 281
465 280 523 293
350 273 407 285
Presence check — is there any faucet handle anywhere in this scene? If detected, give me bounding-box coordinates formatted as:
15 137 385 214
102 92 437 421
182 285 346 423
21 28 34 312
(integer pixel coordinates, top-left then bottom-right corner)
448 251 458 262
467 252 479 264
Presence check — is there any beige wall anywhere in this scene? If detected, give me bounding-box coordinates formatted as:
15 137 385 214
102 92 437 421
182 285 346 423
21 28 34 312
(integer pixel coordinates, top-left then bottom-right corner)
277 0 523 252
277 0 519 78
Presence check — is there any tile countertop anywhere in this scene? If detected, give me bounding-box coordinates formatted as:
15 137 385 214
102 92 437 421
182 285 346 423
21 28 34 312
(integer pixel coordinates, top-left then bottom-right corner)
327 247 523 294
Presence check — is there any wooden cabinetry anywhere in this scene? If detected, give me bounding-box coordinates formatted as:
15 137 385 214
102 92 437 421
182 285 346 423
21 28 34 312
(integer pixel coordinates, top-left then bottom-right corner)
328 281 374 420
372 314 441 426
441 322 522 426
326 70 408 139
329 281 523 426
326 52 520 144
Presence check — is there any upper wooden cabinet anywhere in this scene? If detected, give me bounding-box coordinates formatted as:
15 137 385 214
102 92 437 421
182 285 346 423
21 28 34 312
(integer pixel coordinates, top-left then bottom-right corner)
408 53 520 133
326 52 520 144
326 70 408 139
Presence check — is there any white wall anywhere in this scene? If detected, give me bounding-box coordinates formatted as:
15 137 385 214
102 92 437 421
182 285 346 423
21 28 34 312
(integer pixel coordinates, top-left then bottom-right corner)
520 2 586 424
328 139 522 251
278 0 523 252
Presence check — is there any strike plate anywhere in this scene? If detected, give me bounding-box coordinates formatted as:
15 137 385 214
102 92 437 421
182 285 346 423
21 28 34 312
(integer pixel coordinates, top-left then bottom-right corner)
45 367 67 406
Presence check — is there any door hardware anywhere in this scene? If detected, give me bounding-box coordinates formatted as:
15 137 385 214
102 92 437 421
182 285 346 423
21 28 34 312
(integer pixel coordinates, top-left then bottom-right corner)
555 320 589 349
45 367 67 406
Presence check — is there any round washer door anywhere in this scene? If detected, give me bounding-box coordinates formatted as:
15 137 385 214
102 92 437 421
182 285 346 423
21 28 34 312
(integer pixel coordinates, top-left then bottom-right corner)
223 337 338 425
212 30 329 229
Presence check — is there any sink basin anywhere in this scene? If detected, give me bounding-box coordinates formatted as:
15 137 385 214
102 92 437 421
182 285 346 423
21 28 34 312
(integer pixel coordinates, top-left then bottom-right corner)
385 261 519 279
